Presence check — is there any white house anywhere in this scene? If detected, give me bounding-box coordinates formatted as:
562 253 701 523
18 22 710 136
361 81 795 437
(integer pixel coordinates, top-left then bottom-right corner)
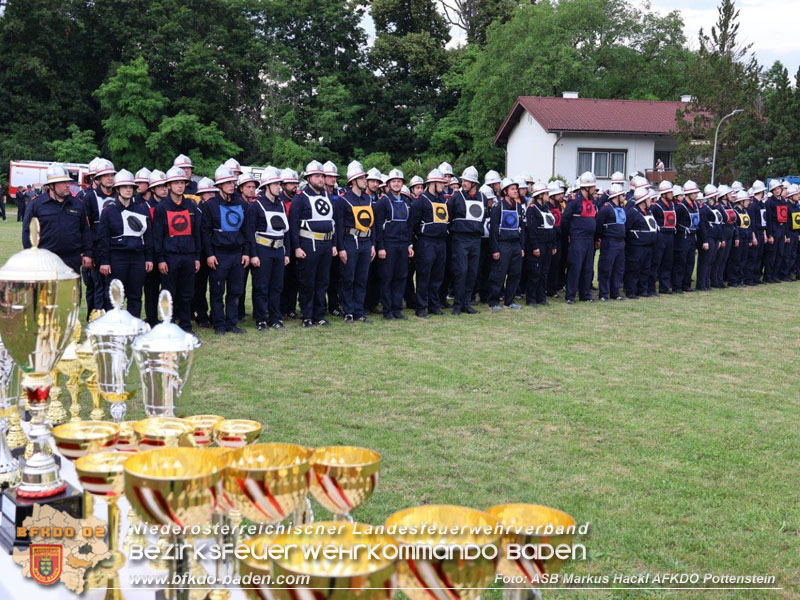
494 93 690 188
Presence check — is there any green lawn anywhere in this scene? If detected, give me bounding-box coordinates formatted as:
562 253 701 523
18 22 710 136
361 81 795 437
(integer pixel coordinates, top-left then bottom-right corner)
2 217 798 598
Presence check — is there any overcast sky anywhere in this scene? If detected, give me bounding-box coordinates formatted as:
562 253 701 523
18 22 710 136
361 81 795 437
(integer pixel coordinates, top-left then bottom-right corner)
362 0 800 80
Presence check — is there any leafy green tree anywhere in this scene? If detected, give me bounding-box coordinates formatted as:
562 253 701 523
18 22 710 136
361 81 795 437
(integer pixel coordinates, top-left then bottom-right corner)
46 126 101 164
438 0 516 46
146 112 241 174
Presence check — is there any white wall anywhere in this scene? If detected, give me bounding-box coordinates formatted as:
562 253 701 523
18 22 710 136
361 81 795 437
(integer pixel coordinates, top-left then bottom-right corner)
555 135 656 189
505 112 558 182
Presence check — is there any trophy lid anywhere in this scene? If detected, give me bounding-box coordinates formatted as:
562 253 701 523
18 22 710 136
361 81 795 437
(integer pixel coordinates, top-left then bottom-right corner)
86 280 150 337
0 218 79 282
131 290 200 354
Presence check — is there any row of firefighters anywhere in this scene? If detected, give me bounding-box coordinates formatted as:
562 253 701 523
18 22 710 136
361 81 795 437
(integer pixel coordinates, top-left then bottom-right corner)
21 155 800 332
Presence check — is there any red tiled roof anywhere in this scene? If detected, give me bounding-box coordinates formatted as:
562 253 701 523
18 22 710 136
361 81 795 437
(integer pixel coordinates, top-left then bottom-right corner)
494 96 686 145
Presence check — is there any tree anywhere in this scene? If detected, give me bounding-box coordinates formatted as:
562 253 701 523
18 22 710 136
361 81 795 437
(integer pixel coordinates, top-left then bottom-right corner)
46 126 101 164
94 58 168 168
146 112 241 174
438 0 516 45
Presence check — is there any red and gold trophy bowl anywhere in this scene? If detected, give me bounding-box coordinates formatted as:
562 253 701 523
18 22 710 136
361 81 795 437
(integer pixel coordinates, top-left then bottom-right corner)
116 421 139 453
308 446 381 521
486 504 576 600
239 522 398 600
212 419 263 448
124 448 226 600
75 451 129 600
385 505 501 600
186 414 224 446
133 417 195 449
52 420 119 516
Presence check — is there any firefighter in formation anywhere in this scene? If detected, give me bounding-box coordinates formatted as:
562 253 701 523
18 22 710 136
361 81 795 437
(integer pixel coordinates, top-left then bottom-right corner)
23 158 800 332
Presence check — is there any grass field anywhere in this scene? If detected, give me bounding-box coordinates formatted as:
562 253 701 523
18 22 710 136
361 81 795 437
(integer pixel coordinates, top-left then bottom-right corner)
2 214 799 598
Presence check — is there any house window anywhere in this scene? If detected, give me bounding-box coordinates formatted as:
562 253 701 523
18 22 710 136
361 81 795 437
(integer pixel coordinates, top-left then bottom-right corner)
577 150 626 178
654 151 674 170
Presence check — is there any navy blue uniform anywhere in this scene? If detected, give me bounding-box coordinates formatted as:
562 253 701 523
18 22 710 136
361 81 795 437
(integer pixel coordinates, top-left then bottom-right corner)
673 198 699 291
289 186 335 322
201 194 249 331
279 192 300 317
728 205 752 286
410 191 449 314
779 200 800 279
696 203 721 290
365 191 383 313
747 198 767 284
649 198 677 293
246 194 291 326
487 197 524 307
713 202 736 287
546 199 563 296
97 198 153 317
764 194 788 282
22 192 92 274
193 200 211 327
447 189 485 313
326 187 344 315
153 197 202 330
562 194 597 302
137 196 163 326
624 205 657 297
336 189 375 319
375 191 412 318
596 201 626 300
525 199 556 305
84 187 117 310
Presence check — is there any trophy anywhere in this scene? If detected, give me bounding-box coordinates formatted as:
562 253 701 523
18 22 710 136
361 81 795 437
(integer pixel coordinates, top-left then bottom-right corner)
240 522 398 600
212 419 262 448
308 446 381 522
186 414 224 446
132 291 200 418
76 451 129 600
133 417 195 449
45 368 68 425
385 505 501 600
125 448 225 600
87 280 150 423
52 421 118 517
0 218 83 551
486 504 576 600
57 322 84 422
77 317 104 421
116 421 139 453
206 447 234 600
0 339 21 489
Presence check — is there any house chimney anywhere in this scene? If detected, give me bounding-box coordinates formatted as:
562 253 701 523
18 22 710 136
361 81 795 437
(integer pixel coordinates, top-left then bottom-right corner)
562 91 579 99
680 94 693 103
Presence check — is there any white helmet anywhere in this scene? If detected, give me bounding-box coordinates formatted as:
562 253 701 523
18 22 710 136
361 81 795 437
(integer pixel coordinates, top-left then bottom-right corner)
112 169 135 188
346 161 366 183
280 168 299 184
632 175 649 190
214 165 237 185
461 166 479 183
165 166 189 184
386 168 404 182
148 170 167 189
768 179 784 192
787 183 800 198
449 176 459 186
401 185 411 197
479 184 496 200
258 166 282 188
95 159 116 177
500 177 517 191
633 187 651 205
380 174 388 186
717 184 731 197
657 180 673 195
197 177 216 194
409 175 424 187
526 173 535 184
672 185 684 197
366 167 383 182
579 171 597 188
607 183 626 199
733 190 749 203
224 158 242 173
173 154 193 169
438 162 453 176
751 180 766 194
484 170 501 186
514 175 528 190
237 172 258 188
45 163 74 185
425 169 444 184
683 180 699 195
322 161 339 178
304 160 325 177
547 181 562 196
531 181 549 197
628 170 640 180
87 157 102 176
731 180 743 193
134 168 152 184
611 171 625 185
702 184 718 199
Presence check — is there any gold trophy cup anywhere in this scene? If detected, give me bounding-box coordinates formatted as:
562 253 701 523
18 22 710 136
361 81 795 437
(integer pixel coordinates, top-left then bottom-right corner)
133 417 195 449
212 419 262 448
385 505 501 600
185 414 224 446
57 321 85 422
308 446 381 522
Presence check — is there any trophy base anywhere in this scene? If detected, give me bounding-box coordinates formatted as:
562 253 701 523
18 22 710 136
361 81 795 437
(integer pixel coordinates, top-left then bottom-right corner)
0 482 83 552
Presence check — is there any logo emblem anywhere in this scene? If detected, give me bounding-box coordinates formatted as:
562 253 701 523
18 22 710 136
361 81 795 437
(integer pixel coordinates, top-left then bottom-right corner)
30 545 62 585
740 213 751 228
167 210 191 236
501 210 519 230
663 210 676 228
690 212 700 229
613 206 626 225
314 198 331 216
352 205 374 231
792 212 800 230
122 210 147 237
776 204 788 223
270 214 287 231
220 204 244 232
431 202 448 223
